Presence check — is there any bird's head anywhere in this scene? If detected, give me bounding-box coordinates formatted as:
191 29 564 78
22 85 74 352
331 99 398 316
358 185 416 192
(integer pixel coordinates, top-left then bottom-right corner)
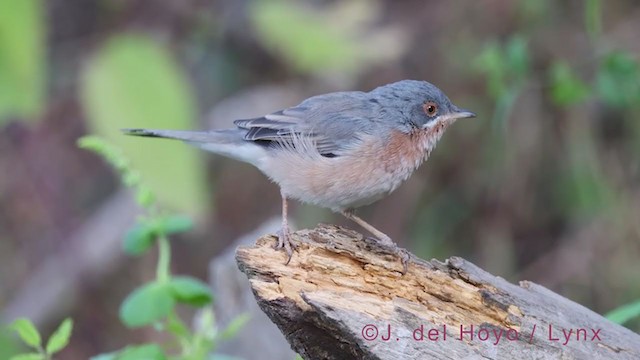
372 80 475 130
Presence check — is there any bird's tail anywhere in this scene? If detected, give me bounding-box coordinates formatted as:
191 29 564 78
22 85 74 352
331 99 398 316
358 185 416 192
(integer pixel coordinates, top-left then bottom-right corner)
122 128 266 166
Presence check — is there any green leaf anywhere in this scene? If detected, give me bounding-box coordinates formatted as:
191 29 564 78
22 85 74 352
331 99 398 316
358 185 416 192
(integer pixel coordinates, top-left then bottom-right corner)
0 328 21 360
209 355 244 360
505 35 530 80
45 318 73 354
169 276 213 307
119 282 175 327
549 61 591 105
585 0 602 41
123 223 156 256
160 215 193 235
596 51 640 108
165 312 190 339
219 313 250 341
89 353 117 360
0 0 45 123
135 185 156 209
10 318 41 348
474 42 507 99
116 344 166 360
9 353 45 360
81 34 207 214
249 0 360 74
605 300 640 325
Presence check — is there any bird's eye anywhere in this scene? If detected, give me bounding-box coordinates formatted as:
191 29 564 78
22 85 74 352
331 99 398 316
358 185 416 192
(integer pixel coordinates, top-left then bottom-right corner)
423 101 438 117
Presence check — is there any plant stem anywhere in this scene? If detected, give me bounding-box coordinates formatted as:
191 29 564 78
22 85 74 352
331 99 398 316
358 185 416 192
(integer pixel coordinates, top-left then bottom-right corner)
156 235 171 283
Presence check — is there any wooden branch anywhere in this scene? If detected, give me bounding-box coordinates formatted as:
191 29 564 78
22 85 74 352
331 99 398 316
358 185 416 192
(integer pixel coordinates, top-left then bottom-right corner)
235 224 640 360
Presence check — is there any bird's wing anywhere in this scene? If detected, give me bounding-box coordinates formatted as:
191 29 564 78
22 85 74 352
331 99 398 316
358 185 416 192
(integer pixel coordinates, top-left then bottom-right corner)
234 92 379 156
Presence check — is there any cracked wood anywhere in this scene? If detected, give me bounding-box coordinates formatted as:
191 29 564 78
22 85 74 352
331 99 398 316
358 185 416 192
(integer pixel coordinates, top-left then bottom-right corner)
235 224 640 360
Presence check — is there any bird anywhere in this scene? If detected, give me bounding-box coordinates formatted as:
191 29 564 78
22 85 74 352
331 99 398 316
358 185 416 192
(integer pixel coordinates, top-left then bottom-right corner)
123 80 475 271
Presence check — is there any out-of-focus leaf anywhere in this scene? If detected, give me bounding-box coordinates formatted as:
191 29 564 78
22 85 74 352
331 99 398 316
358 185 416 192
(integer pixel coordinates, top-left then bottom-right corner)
89 353 116 360
123 222 156 256
8 353 44 360
119 282 175 327
474 36 530 100
160 215 193 235
209 355 243 360
135 185 156 209
585 0 602 41
81 34 207 214
605 300 640 325
45 318 73 354
517 0 549 25
596 52 640 108
219 313 250 341
505 36 530 80
115 345 166 360
0 0 45 123
10 319 41 348
169 276 213 307
249 0 405 77
165 312 190 339
556 129 615 217
0 328 21 360
474 43 506 99
250 0 358 74
549 62 591 105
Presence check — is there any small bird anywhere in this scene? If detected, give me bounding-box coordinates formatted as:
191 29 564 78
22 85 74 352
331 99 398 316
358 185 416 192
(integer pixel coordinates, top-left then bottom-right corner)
123 80 475 271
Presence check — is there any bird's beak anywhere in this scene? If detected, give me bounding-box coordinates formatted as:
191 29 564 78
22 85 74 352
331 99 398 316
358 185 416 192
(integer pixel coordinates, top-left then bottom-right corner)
451 108 476 119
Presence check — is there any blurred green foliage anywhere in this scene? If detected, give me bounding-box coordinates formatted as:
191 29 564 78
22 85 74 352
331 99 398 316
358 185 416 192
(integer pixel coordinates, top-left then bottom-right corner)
549 62 591 106
0 0 45 123
0 328 21 359
81 35 207 214
474 35 530 132
585 0 602 41
92 344 165 360
79 136 246 360
249 0 402 78
596 52 640 109
557 133 617 219
8 318 73 360
606 300 640 325
250 0 359 75
475 36 529 100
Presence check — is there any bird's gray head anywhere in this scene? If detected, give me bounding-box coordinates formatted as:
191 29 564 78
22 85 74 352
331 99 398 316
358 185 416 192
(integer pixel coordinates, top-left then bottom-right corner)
370 80 475 129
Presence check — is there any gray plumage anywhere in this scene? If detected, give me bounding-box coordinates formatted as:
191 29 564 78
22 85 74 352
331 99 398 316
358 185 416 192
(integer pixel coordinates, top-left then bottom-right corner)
123 80 464 159
122 80 475 268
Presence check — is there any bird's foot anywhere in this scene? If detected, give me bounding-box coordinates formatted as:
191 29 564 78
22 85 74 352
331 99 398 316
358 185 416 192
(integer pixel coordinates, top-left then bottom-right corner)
366 236 411 274
395 247 411 275
274 227 297 265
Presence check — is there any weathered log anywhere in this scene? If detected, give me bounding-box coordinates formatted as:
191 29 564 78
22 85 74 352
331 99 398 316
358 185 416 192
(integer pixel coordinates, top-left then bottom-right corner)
235 224 640 360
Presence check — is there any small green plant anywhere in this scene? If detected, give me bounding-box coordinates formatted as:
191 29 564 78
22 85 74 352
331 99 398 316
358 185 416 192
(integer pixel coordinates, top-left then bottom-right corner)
474 34 530 132
78 136 248 360
9 318 73 360
606 300 640 325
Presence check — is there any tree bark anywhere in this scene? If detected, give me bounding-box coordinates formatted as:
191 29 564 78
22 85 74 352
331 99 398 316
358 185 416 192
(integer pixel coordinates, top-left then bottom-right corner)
235 224 640 360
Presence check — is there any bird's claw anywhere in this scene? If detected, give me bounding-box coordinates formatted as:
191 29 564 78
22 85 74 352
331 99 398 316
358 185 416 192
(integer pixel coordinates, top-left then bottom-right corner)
275 228 296 265
396 247 411 275
366 236 411 274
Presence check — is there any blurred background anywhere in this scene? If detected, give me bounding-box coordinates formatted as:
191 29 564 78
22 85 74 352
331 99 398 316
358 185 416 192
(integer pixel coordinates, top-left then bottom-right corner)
1 0 639 358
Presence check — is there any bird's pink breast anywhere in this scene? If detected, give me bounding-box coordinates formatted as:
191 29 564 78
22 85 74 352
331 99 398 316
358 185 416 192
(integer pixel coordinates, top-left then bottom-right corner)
261 122 450 211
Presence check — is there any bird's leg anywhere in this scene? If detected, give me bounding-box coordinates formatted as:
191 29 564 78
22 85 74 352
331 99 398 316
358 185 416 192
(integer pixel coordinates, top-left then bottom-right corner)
341 209 410 273
341 209 393 245
275 193 295 264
